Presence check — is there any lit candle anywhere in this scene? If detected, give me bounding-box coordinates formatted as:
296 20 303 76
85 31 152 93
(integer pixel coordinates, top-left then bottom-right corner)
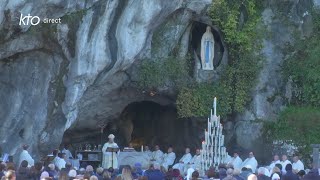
141 145 143 152
214 97 217 116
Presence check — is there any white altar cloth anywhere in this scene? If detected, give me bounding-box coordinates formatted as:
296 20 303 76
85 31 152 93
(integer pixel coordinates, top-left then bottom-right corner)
117 152 150 169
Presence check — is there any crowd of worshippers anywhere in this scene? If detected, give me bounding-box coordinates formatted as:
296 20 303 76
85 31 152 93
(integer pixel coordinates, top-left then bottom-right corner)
1 144 320 180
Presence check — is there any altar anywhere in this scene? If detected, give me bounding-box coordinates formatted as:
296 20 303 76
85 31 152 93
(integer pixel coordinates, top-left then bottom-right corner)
117 152 150 169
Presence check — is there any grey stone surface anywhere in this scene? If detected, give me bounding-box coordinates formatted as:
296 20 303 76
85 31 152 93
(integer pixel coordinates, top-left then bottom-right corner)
0 0 212 160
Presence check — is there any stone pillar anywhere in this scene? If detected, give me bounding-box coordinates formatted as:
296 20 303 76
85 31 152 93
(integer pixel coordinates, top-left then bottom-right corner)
311 144 320 168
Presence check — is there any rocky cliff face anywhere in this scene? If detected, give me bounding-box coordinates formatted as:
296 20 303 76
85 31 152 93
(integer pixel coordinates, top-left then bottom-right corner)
0 0 212 160
0 0 319 163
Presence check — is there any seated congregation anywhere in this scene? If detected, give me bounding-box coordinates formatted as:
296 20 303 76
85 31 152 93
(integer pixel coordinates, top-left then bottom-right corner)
0 144 319 180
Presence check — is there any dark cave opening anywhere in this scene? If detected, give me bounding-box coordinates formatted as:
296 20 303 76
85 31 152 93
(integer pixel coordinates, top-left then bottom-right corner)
62 101 206 156
115 101 204 155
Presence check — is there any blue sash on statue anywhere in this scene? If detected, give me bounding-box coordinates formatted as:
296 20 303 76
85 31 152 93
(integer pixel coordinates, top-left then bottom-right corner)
205 41 210 63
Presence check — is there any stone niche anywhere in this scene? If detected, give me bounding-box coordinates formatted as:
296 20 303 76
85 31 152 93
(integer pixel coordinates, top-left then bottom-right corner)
190 21 226 83
62 101 206 156
190 22 224 69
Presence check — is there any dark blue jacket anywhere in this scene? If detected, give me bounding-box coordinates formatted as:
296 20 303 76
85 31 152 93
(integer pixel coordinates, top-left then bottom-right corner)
282 170 299 180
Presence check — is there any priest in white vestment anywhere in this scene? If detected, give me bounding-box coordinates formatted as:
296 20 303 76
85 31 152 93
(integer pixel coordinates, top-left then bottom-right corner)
143 145 153 160
102 134 119 169
54 153 66 170
19 145 34 167
281 155 292 173
241 152 258 173
173 148 192 174
162 147 176 170
184 149 201 174
151 145 164 164
230 152 243 170
269 155 281 170
292 155 304 172
62 145 73 163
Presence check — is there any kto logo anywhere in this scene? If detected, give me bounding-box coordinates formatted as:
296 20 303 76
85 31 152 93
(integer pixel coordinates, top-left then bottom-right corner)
19 14 40 26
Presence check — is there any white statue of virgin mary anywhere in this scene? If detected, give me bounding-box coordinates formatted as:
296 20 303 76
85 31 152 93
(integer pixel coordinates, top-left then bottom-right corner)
200 26 215 70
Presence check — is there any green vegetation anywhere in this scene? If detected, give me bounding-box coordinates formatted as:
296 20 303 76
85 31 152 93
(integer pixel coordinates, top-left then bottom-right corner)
138 56 190 89
266 8 320 156
266 106 320 155
176 0 264 117
138 0 264 118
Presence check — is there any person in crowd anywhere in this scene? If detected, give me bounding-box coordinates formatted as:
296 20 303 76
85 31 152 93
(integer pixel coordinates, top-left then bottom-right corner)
64 162 72 173
271 173 280 180
119 166 133 180
297 170 306 179
4 170 16 180
191 170 200 180
86 165 95 176
230 152 243 170
271 166 282 179
219 164 227 180
95 167 104 180
269 155 280 170
173 147 192 175
239 167 252 180
302 168 320 180
68 169 77 180
102 171 112 180
257 167 270 180
90 175 99 180
144 164 164 180
242 152 258 173
16 160 30 180
83 172 91 180
151 145 164 164
40 171 50 179
47 164 58 178
281 155 292 173
58 170 68 179
248 174 258 180
162 146 176 170
102 134 119 169
0 163 6 179
292 155 304 172
223 168 237 180
19 144 34 168
232 169 243 180
134 163 143 177
54 153 66 170
282 164 299 180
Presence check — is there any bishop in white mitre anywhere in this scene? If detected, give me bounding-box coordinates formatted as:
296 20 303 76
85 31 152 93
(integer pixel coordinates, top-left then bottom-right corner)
19 144 34 167
173 148 192 174
242 152 258 173
230 152 243 170
162 147 176 170
102 134 119 169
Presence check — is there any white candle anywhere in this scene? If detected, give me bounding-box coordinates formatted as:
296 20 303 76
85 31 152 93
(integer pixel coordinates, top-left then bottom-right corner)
141 145 143 152
214 97 217 116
